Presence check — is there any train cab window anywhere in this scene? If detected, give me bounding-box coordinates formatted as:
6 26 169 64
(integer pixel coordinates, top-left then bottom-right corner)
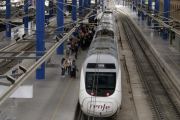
85 72 116 96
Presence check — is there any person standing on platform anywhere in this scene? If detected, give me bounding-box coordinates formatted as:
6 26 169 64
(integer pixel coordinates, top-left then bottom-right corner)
61 58 66 77
66 57 72 74
74 41 78 59
71 60 77 78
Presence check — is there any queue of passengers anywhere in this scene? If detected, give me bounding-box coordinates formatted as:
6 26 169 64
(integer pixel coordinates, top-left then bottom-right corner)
61 17 97 78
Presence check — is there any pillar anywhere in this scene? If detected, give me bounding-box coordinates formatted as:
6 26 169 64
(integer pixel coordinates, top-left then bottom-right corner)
102 0 104 11
79 0 83 16
118 0 120 5
137 0 140 16
95 0 97 14
49 1 52 15
24 0 28 29
88 0 91 8
84 0 87 10
72 0 77 36
65 0 67 11
142 0 145 20
147 0 152 26
163 0 169 39
6 0 11 37
57 0 64 54
72 0 77 21
154 0 159 30
36 0 45 79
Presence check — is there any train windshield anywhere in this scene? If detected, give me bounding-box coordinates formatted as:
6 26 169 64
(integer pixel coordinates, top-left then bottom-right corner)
86 72 116 89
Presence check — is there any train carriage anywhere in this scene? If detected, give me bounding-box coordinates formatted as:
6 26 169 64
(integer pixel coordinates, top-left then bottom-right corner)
79 9 122 118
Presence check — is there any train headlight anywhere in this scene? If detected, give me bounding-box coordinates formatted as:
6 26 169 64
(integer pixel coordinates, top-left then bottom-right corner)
107 93 109 96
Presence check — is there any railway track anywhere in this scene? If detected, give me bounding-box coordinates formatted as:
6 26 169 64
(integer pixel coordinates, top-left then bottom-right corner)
116 10 180 120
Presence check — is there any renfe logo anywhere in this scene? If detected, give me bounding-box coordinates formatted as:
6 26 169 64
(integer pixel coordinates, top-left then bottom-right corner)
90 104 110 111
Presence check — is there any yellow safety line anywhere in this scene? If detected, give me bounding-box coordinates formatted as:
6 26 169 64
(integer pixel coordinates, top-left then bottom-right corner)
51 51 84 120
51 78 72 120
153 40 180 70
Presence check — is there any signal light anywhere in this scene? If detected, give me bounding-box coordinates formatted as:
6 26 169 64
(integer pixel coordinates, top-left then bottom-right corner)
91 92 94 95
107 93 109 96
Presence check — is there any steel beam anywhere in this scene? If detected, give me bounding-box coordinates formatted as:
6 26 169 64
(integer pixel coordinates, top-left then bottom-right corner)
17 40 37 43
0 73 23 79
0 56 41 59
0 51 46 54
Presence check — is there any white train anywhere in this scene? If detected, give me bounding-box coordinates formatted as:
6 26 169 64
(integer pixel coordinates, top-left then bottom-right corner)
79 9 122 118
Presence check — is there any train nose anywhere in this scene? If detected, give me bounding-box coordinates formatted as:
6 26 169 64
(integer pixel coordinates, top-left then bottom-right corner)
86 101 115 117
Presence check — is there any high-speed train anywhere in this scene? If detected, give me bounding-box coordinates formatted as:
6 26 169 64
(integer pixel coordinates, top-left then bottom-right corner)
79 9 122 118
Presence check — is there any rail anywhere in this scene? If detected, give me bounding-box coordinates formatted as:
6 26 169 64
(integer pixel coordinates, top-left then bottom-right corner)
116 9 180 119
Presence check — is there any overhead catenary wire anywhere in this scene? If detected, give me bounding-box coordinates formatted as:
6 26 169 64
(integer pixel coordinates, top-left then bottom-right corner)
88 11 106 119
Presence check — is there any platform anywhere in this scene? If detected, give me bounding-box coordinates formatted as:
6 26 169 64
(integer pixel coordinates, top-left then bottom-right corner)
0 15 85 120
116 5 180 93
0 47 87 120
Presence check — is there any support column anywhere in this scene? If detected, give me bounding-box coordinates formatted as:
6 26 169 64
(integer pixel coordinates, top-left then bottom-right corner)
57 0 64 54
95 0 97 14
6 0 11 37
163 0 169 39
72 0 77 21
147 0 152 26
137 0 140 16
79 0 83 16
49 1 52 15
72 0 77 36
36 0 45 79
102 0 104 12
24 0 28 29
89 0 91 8
142 0 145 20
65 0 67 11
154 0 159 30
84 0 87 10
